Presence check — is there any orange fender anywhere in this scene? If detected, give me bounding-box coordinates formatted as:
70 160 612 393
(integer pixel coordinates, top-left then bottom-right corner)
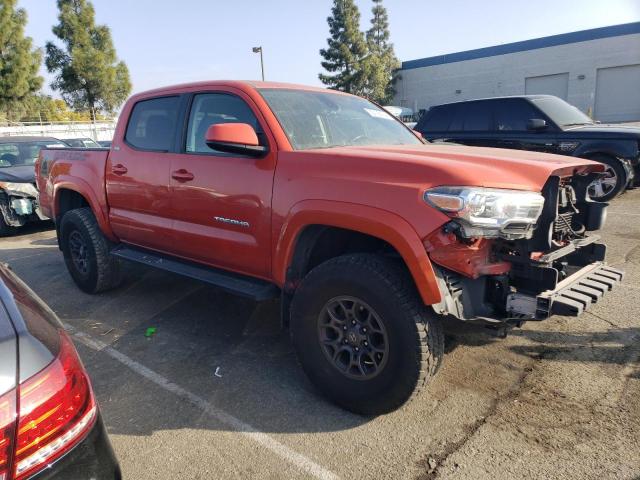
274 200 442 305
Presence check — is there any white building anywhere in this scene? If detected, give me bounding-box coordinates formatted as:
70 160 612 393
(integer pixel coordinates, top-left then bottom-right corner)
394 22 640 122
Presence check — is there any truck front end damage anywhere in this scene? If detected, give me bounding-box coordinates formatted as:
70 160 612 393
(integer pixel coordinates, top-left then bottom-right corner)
424 171 623 330
0 181 47 229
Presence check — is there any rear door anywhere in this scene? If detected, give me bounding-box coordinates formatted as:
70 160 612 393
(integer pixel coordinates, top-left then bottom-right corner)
451 101 496 147
421 101 497 147
106 96 183 253
167 90 276 279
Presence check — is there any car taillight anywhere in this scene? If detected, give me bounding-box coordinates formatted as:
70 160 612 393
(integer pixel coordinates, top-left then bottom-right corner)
13 332 96 480
0 389 17 480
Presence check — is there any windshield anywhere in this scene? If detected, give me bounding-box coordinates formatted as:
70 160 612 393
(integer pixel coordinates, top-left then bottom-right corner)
0 140 67 168
531 97 594 127
259 89 423 150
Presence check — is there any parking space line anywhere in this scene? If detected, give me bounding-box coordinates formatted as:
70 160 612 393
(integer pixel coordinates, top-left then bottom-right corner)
69 328 340 480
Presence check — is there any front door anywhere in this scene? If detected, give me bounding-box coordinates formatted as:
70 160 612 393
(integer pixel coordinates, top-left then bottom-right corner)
492 98 560 154
168 91 276 279
106 95 181 253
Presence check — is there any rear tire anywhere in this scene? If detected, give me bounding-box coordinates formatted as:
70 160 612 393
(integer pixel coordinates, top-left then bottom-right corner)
587 154 627 201
59 208 122 293
290 254 444 415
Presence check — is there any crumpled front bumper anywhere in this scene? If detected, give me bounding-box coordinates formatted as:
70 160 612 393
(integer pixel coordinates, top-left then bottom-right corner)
535 262 624 319
0 192 48 226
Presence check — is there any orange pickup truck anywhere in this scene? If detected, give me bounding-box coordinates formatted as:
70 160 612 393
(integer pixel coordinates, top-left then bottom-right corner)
36 81 623 415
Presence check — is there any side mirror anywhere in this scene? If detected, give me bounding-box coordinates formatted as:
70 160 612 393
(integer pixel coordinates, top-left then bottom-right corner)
527 118 547 131
205 123 267 156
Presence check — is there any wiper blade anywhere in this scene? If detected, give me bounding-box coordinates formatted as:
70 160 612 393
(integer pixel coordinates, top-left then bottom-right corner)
563 122 593 127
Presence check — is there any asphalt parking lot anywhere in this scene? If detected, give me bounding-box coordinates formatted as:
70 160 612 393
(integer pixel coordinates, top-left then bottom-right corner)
1 190 639 480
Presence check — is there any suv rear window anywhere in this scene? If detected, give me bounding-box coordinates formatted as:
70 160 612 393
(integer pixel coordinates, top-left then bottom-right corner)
125 96 180 151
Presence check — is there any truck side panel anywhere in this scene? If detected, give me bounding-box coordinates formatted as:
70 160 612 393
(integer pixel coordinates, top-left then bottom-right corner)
36 148 116 240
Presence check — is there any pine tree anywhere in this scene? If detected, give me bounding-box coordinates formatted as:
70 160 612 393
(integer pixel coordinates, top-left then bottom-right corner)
46 0 131 120
364 0 400 104
0 0 43 121
319 0 368 95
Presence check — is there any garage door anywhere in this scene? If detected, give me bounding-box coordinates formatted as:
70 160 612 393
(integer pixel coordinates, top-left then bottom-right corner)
525 73 569 100
595 64 640 122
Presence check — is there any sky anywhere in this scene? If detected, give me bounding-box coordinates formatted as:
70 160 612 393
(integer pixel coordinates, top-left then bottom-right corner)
17 0 640 97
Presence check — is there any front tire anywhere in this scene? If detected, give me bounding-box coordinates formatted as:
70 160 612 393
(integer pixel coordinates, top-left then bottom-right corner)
59 208 122 293
587 154 627 201
290 254 444 415
0 197 17 237
0 213 16 237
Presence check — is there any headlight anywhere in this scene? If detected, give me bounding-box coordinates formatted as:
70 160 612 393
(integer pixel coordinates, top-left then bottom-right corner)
424 186 545 239
0 182 38 197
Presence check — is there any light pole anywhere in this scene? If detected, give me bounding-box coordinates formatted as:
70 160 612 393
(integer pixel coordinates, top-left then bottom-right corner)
252 46 265 81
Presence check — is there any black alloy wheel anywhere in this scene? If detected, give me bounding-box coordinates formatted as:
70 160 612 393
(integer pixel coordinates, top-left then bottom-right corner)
318 296 389 380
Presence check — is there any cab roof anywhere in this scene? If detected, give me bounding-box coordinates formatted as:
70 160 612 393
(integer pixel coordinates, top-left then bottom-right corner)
128 80 342 101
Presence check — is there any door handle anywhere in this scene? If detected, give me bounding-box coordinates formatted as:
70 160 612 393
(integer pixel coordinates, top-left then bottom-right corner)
111 164 128 175
172 169 195 182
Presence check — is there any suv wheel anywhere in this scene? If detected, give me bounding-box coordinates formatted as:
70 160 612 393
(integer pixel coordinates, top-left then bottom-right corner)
59 207 122 293
290 254 444 415
587 154 627 201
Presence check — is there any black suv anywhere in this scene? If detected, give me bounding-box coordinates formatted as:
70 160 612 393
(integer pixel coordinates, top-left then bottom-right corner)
415 95 640 201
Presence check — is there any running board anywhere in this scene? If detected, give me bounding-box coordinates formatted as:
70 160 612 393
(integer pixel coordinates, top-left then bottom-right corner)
111 245 279 301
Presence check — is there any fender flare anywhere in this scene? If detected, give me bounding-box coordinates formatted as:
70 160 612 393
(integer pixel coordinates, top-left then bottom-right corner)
53 179 117 241
274 200 442 305
575 140 638 162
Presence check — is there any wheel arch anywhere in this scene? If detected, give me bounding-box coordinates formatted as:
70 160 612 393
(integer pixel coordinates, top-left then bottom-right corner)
574 140 636 163
53 182 116 242
275 200 442 307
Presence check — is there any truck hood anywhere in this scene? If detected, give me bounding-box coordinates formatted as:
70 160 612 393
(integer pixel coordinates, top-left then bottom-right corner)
312 144 603 191
0 165 35 183
563 123 640 138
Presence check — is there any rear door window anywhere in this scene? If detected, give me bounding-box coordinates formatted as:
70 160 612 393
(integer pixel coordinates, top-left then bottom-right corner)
462 102 492 131
448 104 465 131
125 96 180 151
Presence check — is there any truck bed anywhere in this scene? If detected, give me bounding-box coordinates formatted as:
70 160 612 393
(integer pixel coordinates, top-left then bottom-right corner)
36 147 110 222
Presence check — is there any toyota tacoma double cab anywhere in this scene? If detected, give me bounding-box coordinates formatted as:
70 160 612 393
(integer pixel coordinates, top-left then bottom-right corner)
36 81 623 415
